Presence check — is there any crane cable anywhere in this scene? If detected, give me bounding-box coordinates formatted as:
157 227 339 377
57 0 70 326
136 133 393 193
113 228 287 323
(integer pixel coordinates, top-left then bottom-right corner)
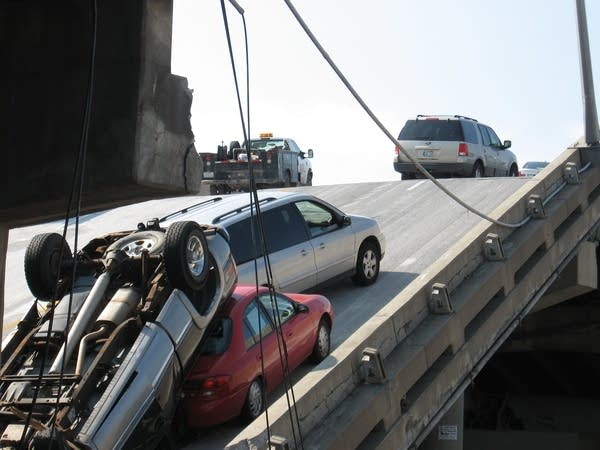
220 2 304 448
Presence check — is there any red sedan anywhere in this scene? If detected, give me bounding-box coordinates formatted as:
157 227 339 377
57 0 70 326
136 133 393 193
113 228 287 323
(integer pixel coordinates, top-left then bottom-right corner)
181 284 334 428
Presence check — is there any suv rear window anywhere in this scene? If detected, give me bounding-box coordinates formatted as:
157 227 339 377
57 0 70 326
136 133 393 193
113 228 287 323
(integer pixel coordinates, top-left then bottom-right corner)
398 120 464 142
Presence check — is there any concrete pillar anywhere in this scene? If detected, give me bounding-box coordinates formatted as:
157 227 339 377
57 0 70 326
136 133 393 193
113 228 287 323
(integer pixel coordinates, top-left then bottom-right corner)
420 394 464 450
0 225 7 358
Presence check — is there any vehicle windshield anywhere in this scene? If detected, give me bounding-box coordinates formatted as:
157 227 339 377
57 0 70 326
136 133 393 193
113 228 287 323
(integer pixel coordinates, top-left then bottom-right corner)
398 120 464 141
523 161 549 169
249 139 286 150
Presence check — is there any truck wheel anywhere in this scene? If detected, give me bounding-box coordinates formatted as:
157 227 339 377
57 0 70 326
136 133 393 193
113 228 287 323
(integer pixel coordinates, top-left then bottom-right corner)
25 233 72 300
307 172 313 186
509 164 518 177
164 222 209 292
209 185 218 195
284 171 292 187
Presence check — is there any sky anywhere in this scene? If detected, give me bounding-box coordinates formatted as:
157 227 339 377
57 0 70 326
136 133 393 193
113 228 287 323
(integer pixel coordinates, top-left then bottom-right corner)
171 0 600 186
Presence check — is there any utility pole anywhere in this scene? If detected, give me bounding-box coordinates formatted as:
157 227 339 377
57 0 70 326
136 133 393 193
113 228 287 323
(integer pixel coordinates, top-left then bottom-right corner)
576 0 600 145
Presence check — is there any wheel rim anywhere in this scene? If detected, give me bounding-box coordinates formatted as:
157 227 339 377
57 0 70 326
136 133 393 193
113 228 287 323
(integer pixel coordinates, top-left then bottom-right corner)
186 235 206 279
247 381 263 418
120 236 161 256
317 324 330 356
362 249 378 279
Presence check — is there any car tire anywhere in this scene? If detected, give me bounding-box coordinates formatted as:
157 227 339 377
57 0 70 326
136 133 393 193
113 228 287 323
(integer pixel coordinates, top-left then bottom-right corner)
106 230 166 256
509 164 518 177
164 221 210 293
471 161 484 178
310 318 331 363
209 185 218 195
351 241 380 286
24 233 72 300
307 171 313 186
242 378 264 422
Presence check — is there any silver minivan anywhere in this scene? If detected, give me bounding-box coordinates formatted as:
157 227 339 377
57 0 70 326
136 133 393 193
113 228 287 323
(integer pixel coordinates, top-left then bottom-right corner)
393 115 519 179
162 191 386 293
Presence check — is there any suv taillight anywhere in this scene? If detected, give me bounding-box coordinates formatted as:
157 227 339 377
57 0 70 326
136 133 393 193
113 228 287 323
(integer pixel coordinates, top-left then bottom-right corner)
458 142 469 156
395 145 401 155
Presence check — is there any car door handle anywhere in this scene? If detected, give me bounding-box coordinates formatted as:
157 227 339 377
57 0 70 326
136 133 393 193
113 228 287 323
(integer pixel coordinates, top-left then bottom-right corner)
318 243 325 250
300 249 308 256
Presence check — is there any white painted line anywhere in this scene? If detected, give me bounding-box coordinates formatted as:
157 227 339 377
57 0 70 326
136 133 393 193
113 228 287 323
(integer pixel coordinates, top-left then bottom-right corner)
407 180 427 191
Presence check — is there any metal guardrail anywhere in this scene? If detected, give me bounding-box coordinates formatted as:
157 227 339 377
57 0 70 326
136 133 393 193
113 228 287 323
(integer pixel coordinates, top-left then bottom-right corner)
228 144 600 450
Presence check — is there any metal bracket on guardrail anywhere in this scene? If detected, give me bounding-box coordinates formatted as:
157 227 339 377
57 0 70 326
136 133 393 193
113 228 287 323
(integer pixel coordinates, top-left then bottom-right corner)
527 195 546 219
564 162 581 184
429 282 453 314
269 436 290 450
361 347 386 383
483 233 505 261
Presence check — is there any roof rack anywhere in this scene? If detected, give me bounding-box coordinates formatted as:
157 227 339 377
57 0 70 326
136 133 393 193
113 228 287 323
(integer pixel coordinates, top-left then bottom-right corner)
213 197 277 224
454 115 478 122
159 197 223 223
415 114 478 123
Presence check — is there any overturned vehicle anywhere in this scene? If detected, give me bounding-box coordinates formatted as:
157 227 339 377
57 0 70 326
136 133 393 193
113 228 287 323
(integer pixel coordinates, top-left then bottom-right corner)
0 219 237 449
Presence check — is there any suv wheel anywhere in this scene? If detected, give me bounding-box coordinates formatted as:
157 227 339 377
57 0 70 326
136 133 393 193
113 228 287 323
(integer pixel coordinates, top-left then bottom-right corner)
164 221 209 293
471 161 484 178
25 233 72 300
509 164 518 177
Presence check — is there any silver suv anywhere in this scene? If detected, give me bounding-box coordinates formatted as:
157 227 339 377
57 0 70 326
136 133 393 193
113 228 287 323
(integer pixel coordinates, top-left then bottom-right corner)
393 115 519 179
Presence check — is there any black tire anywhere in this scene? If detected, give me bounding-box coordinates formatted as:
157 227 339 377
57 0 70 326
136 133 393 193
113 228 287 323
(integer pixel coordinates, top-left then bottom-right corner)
164 221 209 292
283 170 292 187
509 164 518 177
471 161 484 178
209 185 218 195
307 171 313 186
310 318 331 363
242 378 264 422
24 233 71 300
351 241 380 286
106 230 166 256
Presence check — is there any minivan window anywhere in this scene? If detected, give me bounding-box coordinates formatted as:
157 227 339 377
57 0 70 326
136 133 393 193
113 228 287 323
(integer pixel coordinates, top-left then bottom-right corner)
226 217 261 265
398 120 464 141
295 200 338 238
261 204 309 253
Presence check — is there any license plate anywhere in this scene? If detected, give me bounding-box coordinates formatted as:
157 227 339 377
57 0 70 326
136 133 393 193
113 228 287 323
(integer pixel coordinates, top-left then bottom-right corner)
422 150 433 157
203 171 214 178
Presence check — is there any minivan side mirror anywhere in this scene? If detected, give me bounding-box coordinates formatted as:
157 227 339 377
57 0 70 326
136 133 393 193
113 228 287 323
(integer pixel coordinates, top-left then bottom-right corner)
503 140 512 149
307 149 314 158
342 215 351 226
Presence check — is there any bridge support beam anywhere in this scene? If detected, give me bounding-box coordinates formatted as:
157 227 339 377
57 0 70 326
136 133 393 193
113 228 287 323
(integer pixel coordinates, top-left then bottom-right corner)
532 240 597 312
419 395 464 450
